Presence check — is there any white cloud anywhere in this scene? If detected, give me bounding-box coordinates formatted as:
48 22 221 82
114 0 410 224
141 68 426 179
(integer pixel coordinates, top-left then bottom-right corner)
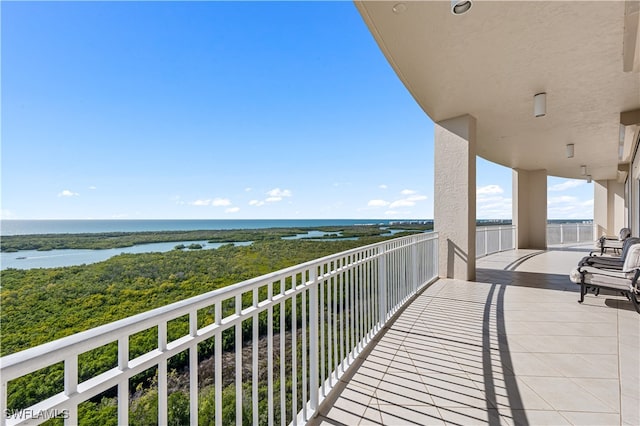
0 209 15 219
245 187 252 192
247 188 293 205
58 189 79 197
547 194 593 219
88 186 97 190
267 188 292 198
211 198 231 207
225 207 240 213
368 191 427 211
190 197 232 207
549 195 578 204
477 183 511 218
389 199 415 208
549 180 585 192
368 199 389 207
477 185 504 195
379 184 388 189
384 210 400 215
407 194 427 201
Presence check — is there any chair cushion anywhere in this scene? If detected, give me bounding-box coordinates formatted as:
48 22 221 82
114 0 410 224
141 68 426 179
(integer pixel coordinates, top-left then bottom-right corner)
623 244 640 272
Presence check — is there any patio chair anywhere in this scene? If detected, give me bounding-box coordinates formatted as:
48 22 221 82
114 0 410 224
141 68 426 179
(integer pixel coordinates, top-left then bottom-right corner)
591 227 631 256
579 237 640 269
570 243 640 313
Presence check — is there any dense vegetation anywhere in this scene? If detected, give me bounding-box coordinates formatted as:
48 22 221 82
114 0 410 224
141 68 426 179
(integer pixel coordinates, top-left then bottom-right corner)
2 232 420 425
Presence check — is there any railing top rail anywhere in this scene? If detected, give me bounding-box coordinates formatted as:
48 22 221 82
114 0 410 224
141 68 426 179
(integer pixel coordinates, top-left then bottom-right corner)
476 225 515 230
0 232 438 378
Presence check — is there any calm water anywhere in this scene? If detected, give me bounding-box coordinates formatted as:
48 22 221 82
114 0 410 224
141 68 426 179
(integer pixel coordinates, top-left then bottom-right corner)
0 219 418 270
1 241 253 270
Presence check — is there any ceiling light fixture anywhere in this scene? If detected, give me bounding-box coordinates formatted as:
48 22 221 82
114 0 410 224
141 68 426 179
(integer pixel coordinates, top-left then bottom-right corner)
392 3 407 14
451 1 472 15
566 144 574 158
534 92 546 117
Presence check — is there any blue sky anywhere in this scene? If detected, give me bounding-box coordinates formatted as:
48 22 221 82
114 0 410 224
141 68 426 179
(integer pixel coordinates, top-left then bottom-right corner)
1 1 593 220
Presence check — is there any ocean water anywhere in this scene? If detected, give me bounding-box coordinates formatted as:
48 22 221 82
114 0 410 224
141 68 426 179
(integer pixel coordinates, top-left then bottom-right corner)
0 219 399 236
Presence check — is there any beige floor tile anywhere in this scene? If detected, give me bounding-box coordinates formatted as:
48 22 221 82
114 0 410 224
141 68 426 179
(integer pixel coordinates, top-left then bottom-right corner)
504 320 617 337
377 403 445 426
421 373 490 409
322 400 368 425
505 335 618 354
436 406 507 425
332 384 375 407
470 375 554 411
504 409 571 426
570 377 620 412
347 370 383 391
447 353 516 377
532 353 619 379
373 372 433 406
621 394 640 426
414 358 469 377
500 352 565 376
519 376 618 413
358 405 383 425
559 411 621 425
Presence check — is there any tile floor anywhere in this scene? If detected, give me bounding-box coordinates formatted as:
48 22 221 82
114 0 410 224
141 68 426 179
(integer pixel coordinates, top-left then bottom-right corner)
310 248 639 426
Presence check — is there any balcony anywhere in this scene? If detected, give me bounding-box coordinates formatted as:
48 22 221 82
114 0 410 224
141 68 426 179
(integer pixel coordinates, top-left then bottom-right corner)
311 247 639 426
1 229 637 425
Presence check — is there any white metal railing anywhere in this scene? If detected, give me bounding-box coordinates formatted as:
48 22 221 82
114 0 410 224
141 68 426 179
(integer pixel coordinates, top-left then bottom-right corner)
0 233 439 426
476 225 516 258
547 223 594 246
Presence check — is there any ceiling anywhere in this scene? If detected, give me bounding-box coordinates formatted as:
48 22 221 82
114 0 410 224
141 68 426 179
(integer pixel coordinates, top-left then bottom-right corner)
356 1 640 180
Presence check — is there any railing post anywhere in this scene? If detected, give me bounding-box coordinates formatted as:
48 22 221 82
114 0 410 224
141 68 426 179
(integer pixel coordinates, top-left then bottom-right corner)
215 302 222 426
560 224 564 245
378 245 387 326
235 295 242 426
577 223 580 243
189 311 198 426
309 267 319 414
1 381 6 426
158 322 168 426
118 336 129 426
498 226 503 252
64 356 78 425
484 227 488 256
412 237 418 293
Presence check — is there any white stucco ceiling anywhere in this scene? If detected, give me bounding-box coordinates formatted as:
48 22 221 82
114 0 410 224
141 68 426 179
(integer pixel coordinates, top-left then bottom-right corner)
356 1 640 180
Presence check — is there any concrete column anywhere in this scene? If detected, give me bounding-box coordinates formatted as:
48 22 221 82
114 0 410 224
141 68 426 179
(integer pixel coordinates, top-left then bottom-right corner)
594 180 625 237
513 169 547 249
434 114 476 280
